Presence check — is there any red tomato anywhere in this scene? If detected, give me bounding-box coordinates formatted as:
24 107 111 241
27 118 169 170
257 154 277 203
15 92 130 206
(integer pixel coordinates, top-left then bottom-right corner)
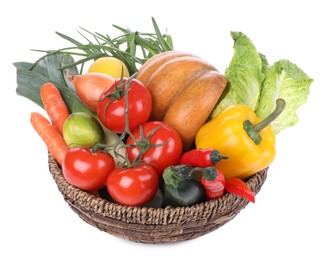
106 165 159 206
126 121 183 176
62 147 115 191
97 78 152 134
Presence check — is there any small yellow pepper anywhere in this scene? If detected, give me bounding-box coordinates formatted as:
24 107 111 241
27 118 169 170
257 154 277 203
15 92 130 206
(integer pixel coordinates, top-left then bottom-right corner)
195 99 285 180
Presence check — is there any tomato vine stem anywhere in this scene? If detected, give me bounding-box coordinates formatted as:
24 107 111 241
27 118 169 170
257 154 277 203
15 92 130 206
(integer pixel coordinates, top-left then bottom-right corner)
95 71 169 169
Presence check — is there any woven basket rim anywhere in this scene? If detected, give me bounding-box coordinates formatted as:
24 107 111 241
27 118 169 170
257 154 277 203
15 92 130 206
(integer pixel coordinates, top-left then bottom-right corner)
48 152 268 226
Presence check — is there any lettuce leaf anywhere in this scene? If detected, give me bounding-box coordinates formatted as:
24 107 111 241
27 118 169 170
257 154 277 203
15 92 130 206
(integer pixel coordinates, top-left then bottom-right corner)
211 31 266 117
256 60 313 134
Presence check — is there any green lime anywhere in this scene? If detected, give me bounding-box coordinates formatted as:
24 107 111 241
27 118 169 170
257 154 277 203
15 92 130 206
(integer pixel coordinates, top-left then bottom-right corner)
63 112 105 148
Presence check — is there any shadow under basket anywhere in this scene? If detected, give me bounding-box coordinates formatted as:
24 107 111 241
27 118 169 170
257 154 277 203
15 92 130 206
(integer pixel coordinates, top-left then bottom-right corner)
48 152 268 244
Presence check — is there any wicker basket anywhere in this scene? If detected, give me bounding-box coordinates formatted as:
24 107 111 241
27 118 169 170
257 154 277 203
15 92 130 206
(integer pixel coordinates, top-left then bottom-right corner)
48 152 268 244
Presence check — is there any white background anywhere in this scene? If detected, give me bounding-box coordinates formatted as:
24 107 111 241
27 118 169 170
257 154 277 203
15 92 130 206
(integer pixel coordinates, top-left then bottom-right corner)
1 0 324 259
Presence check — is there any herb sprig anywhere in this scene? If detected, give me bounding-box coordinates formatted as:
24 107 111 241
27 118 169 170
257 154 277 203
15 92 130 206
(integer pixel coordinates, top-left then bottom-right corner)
31 17 173 75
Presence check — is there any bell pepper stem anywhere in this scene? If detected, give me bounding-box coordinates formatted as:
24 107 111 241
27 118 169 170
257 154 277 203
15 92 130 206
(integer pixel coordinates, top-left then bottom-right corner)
253 99 286 133
244 99 286 144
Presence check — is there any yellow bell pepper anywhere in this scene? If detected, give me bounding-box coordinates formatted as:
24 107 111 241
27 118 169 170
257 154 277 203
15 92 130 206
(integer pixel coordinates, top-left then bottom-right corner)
195 99 285 180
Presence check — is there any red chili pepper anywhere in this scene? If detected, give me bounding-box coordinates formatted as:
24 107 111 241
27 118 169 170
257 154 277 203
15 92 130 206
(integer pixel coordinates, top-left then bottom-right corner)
225 178 255 203
180 148 227 167
200 167 225 199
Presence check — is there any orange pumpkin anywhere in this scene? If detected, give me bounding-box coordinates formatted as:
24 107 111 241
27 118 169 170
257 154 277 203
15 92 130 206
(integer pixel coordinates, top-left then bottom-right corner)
136 50 228 151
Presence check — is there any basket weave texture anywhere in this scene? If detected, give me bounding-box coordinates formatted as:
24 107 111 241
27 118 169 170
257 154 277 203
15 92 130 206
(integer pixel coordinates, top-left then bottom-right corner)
48 152 268 244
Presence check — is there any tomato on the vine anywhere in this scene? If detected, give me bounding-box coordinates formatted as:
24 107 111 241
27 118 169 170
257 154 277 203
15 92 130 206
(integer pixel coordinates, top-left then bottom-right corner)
106 165 159 206
62 147 115 191
97 78 152 134
126 121 183 176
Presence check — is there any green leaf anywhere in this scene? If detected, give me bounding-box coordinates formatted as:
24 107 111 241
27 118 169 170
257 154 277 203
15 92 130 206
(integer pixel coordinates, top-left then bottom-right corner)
15 54 93 116
151 17 169 51
60 54 79 91
59 53 103 70
15 68 47 108
165 34 174 50
127 31 137 56
211 32 266 117
256 60 313 134
44 54 66 84
29 18 173 77
14 61 49 77
56 31 93 56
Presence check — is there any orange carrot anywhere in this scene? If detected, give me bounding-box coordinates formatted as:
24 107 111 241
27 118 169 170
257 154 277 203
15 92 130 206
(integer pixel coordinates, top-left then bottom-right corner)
30 112 69 165
40 82 70 135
